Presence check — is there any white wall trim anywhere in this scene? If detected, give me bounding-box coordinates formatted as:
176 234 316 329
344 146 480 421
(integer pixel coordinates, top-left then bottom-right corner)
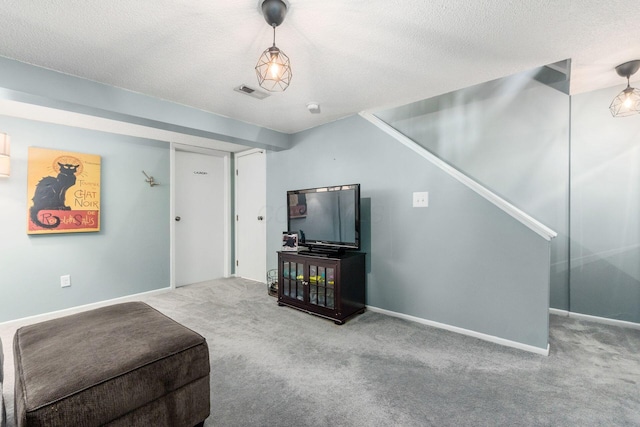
235 147 265 158
0 288 171 329
368 305 550 356
223 152 231 278
170 145 177 290
358 111 558 242
550 308 640 330
549 308 568 316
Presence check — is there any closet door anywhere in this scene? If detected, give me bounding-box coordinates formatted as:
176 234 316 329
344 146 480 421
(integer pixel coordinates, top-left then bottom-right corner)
175 149 226 286
235 149 266 282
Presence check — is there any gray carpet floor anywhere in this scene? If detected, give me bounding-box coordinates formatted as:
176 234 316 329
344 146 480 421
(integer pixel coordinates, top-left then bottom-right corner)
1 277 639 426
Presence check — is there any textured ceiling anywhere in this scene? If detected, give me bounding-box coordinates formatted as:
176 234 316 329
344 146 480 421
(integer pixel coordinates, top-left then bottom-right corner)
0 0 639 135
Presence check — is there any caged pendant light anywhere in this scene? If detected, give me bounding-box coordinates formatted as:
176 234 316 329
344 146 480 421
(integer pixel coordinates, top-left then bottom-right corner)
255 0 292 92
609 60 640 117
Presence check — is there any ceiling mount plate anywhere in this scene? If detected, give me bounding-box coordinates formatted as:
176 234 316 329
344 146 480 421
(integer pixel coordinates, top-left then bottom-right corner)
260 0 287 27
615 60 640 78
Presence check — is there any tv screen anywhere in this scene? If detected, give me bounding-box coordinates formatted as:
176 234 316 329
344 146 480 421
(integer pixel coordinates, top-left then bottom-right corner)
287 184 360 252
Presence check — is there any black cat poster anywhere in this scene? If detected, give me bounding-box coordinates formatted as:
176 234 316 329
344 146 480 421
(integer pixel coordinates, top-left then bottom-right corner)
27 147 101 234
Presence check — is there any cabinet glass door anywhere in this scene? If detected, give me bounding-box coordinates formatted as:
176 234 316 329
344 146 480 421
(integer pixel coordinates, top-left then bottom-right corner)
282 260 305 301
308 264 335 309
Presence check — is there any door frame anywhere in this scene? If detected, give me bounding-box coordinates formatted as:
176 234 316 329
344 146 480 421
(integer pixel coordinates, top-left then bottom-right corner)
170 142 231 289
234 148 266 280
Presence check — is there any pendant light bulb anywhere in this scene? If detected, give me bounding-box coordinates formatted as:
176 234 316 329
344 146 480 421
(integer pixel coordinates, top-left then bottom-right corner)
269 63 280 79
623 86 634 108
269 50 281 78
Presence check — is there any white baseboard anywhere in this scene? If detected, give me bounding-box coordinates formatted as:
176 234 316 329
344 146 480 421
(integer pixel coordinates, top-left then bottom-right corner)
0 287 172 329
549 308 640 330
366 305 550 356
549 308 569 316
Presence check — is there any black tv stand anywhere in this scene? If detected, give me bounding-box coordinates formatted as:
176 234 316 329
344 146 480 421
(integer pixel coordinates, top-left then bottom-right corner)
277 251 366 324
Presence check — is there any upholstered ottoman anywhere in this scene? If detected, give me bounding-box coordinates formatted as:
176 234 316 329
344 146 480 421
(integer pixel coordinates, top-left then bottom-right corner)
13 302 210 427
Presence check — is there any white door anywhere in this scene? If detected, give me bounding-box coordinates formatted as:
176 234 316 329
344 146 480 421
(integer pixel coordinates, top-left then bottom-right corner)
175 150 227 286
236 149 266 282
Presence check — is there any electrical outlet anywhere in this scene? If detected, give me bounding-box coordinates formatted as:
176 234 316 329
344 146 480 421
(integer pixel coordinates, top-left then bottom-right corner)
60 274 71 288
413 192 429 208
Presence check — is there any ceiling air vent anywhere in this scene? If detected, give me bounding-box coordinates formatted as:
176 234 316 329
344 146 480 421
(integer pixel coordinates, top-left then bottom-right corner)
234 84 270 100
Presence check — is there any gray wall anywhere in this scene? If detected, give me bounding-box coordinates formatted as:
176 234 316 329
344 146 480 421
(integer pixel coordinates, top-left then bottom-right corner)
570 84 640 323
0 115 170 322
0 57 287 321
267 115 551 350
375 68 570 311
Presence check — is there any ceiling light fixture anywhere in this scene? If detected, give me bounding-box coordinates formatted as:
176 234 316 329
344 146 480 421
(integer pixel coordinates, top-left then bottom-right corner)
255 0 292 92
609 60 640 117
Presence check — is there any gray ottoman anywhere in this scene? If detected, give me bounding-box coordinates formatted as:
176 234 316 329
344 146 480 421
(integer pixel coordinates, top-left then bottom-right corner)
13 302 210 427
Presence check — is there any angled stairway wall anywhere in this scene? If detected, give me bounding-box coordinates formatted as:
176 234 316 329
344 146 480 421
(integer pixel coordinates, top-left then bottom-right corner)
366 64 640 327
371 66 570 311
267 113 554 354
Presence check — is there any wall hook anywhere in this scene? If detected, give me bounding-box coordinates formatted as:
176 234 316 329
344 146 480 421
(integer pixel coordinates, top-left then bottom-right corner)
142 170 159 187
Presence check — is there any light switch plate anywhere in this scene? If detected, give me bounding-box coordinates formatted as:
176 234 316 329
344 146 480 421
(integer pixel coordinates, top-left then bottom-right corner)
413 192 429 208
60 274 71 288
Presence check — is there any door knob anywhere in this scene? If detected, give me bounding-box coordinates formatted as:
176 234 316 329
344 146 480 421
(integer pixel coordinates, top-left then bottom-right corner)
175 216 181 222
258 216 264 220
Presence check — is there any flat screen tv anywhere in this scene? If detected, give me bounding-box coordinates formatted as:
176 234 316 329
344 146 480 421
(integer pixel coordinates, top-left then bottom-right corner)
287 184 360 253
